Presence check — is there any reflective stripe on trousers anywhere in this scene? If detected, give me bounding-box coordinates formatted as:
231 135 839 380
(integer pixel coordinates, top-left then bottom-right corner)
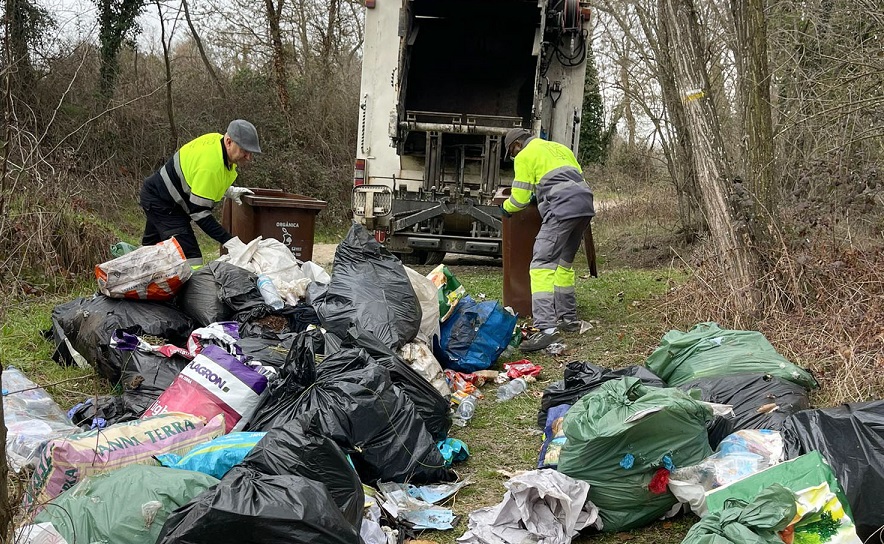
529 215 592 329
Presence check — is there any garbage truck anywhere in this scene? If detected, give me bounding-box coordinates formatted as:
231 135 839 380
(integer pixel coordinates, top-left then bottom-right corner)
352 0 592 264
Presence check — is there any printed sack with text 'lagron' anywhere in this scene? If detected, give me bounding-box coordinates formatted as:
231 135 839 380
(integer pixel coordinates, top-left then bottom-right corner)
143 345 268 433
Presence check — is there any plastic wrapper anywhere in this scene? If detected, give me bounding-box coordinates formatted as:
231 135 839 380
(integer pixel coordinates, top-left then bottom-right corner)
95 237 192 300
49 294 193 382
312 223 421 350
504 360 542 379
537 361 665 427
537 404 570 469
34 465 218 544
782 400 884 540
645 322 818 389
678 373 810 448
156 467 362 544
2 368 80 472
437 296 517 373
426 264 466 322
557 377 713 532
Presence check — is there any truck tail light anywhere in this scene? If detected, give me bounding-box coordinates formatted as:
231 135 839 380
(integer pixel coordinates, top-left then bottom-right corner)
365 0 376 7
354 159 366 186
374 229 386 243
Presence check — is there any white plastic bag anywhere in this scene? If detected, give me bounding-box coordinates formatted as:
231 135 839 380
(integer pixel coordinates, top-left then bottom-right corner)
405 266 441 344
398 341 450 397
220 237 329 302
95 237 192 300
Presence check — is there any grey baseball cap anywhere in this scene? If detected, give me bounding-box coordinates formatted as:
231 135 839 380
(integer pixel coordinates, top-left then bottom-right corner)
227 119 262 154
503 128 532 158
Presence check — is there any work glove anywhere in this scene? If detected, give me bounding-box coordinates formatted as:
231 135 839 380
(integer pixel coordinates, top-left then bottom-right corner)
499 204 512 219
224 186 254 205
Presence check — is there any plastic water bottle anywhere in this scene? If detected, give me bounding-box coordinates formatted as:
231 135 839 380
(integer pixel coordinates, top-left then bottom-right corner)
256 274 284 310
452 395 477 427
496 377 527 402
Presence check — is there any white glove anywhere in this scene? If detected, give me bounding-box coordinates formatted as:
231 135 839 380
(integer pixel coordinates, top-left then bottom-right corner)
225 186 254 205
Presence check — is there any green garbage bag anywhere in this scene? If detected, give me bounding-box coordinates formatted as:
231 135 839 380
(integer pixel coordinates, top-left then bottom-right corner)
111 241 139 258
557 377 714 532
645 322 817 389
681 484 797 544
35 464 218 544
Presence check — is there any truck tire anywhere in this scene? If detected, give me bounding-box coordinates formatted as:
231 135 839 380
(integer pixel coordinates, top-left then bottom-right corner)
395 250 446 266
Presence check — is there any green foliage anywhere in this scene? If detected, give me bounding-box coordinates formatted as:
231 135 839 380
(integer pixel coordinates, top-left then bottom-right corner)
94 0 146 97
578 41 606 165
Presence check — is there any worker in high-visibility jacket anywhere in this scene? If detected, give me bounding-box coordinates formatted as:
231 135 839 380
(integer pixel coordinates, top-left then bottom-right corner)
139 119 261 266
500 128 595 352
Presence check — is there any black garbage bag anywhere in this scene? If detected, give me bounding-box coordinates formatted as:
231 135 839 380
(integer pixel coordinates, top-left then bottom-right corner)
175 261 233 326
156 466 361 544
237 334 297 372
782 400 884 540
537 361 665 427
243 413 363 528
312 223 420 350
212 261 263 312
237 303 322 339
342 326 451 440
115 349 190 418
678 373 810 448
68 395 126 430
49 295 192 382
247 330 453 484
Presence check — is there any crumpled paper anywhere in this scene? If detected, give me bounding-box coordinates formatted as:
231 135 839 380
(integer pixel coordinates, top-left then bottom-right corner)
458 469 602 544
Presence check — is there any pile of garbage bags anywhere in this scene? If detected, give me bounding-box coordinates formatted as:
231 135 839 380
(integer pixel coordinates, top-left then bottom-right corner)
12 223 504 544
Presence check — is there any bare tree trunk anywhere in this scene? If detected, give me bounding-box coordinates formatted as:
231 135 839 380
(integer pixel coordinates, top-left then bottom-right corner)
264 0 291 113
181 0 227 99
732 0 774 212
156 0 178 149
618 38 636 153
663 0 761 313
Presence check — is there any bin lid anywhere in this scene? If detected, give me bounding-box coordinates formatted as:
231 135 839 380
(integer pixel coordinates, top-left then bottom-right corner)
242 192 328 210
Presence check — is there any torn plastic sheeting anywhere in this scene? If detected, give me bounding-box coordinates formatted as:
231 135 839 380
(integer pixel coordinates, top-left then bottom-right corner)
781 400 884 540
33 464 218 544
156 467 362 544
312 223 421 350
537 361 665 428
377 481 459 530
458 469 602 544
48 294 193 382
436 295 518 373
645 322 818 389
242 413 364 528
246 330 453 484
678 373 810 448
2 367 80 472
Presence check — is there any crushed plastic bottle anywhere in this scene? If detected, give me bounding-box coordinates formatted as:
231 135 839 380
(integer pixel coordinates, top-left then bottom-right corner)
452 395 477 427
496 377 527 402
256 274 284 310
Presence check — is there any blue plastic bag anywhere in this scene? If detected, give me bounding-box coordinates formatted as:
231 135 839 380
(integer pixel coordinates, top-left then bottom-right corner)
157 432 266 479
436 296 517 373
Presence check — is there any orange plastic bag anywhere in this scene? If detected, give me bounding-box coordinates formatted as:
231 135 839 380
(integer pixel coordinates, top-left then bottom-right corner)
95 237 192 300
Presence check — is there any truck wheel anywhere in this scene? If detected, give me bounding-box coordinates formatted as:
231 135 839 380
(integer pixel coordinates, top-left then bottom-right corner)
423 251 446 266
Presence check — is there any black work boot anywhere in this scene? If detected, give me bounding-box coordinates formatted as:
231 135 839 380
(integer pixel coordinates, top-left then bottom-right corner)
520 331 561 352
